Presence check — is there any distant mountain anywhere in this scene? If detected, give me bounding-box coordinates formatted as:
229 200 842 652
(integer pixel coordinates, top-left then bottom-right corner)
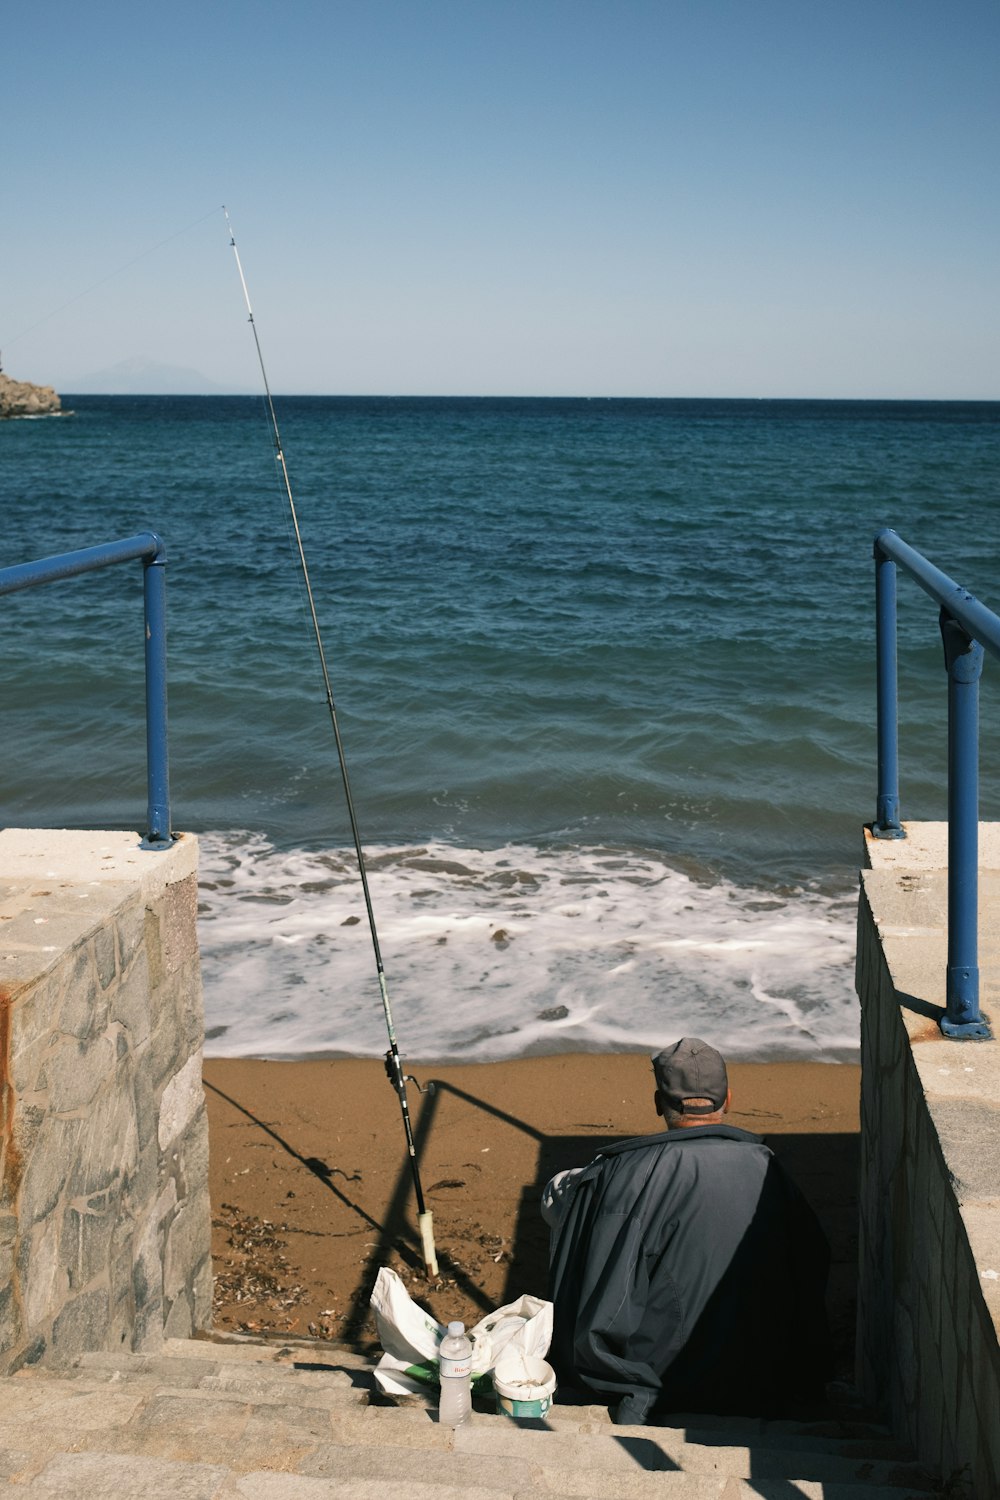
64 358 246 395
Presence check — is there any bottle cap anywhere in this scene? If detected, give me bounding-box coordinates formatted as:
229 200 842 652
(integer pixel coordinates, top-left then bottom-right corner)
447 1321 464 1336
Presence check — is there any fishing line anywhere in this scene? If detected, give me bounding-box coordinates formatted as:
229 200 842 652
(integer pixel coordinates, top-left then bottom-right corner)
223 206 438 1279
5 207 222 349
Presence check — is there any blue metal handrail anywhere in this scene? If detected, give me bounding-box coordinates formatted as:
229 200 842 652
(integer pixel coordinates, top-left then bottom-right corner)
0 533 171 848
872 527 997 1040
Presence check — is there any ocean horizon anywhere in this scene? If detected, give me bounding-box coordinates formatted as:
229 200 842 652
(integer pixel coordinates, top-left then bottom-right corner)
4 395 999 1063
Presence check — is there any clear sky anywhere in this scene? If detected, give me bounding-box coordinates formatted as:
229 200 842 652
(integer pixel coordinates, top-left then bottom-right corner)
3 1 998 397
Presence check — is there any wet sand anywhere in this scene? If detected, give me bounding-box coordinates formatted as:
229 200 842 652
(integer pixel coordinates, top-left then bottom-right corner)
203 1054 860 1376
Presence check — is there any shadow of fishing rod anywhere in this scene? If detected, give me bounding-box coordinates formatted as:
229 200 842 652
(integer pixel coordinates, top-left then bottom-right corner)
422 1079 547 1142
204 1078 384 1237
340 1078 498 1342
340 1075 556 1342
205 1073 501 1340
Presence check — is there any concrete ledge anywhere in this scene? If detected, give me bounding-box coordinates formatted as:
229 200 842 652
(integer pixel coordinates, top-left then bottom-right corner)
0 827 197 896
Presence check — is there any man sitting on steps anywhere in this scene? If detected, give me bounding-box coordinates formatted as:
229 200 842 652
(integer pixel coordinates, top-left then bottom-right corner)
542 1037 832 1424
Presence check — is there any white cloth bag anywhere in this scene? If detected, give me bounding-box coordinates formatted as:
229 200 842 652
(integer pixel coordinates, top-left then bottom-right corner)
369 1265 553 1397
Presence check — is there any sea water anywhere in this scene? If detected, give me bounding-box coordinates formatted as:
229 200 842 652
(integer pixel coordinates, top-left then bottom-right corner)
3 396 999 1062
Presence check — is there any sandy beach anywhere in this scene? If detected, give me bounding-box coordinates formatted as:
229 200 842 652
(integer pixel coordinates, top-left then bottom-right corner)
203 1053 860 1378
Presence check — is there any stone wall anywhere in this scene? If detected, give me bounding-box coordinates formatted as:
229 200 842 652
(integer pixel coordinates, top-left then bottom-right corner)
856 824 1000 1499
0 830 211 1371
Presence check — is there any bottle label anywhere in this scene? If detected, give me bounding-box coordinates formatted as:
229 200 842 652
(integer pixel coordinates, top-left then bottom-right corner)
439 1354 472 1379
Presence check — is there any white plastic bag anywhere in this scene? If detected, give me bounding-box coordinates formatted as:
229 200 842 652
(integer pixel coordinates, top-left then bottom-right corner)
370 1265 553 1397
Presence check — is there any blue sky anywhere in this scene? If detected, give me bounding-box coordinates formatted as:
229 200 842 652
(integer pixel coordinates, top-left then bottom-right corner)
3 1 998 397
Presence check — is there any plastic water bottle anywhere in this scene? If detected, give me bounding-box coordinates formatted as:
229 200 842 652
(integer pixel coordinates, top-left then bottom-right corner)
438 1320 473 1427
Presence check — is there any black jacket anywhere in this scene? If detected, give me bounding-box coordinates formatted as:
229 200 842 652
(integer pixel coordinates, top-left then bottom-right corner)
547 1124 831 1423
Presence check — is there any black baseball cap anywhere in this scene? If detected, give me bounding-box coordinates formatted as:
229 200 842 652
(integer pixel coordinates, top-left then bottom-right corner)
652 1038 728 1115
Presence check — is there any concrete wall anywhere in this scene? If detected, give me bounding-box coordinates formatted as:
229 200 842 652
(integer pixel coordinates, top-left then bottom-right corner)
856 823 1000 1499
0 830 211 1372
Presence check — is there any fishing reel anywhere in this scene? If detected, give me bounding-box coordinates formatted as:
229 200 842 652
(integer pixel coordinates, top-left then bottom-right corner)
384 1049 436 1096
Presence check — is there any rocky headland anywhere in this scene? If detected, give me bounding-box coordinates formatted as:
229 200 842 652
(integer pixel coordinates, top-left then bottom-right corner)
0 372 62 418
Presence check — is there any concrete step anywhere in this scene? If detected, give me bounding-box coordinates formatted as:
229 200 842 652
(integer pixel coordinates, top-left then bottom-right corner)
163 1333 378 1370
1 1335 942 1498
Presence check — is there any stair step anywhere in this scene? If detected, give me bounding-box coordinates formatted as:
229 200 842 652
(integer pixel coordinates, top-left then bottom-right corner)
163 1333 376 1371
0 1338 942 1499
7 1447 944 1500
447 1420 939 1490
730 1488 941 1500
78 1352 370 1402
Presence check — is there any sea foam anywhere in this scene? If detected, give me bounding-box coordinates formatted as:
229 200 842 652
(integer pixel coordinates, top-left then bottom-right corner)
197 832 859 1063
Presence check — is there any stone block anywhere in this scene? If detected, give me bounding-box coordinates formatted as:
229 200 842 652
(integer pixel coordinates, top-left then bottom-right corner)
160 875 199 975
49 939 105 1040
127 1133 159 1216
94 921 117 991
0 1280 19 1360
111 1241 136 1317
132 1053 156 1154
62 1191 127 1292
109 1293 135 1354
180 965 207 1052
163 1185 212 1315
132 1301 165 1354
19 1114 82 1226
156 971 204 1061
144 907 163 991
47 1033 117 1114
148 992 184 1092
25 1214 67 1329
67 1081 140 1201
11 1333 46 1369
158 1053 205 1152
109 958 152 1050
176 1104 210 1204
163 1284 195 1340
116 897 146 977
27 1451 230 1499
192 1251 213 1332
51 1289 111 1365
8 989 56 1098
0 1219 14 1287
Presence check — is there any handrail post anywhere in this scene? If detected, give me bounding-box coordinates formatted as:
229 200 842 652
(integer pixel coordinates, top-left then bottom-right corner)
1 531 172 849
873 539 905 838
143 542 171 847
939 610 990 1039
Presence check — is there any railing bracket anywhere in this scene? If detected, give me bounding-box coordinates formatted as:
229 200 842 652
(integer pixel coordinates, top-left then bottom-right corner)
940 1015 992 1041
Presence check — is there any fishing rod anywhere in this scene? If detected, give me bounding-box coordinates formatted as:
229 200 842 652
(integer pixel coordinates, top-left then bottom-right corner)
223 206 438 1279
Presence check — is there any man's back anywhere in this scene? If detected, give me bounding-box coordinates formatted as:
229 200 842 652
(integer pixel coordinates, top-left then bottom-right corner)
549 1123 831 1422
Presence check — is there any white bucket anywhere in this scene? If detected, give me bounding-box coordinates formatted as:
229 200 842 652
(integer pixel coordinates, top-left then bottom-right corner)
493 1352 557 1420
